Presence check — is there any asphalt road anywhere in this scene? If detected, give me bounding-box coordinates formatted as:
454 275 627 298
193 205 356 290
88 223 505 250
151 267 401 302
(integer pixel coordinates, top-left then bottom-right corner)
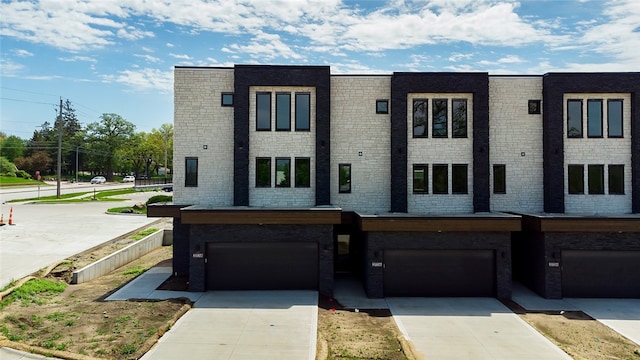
0 183 161 288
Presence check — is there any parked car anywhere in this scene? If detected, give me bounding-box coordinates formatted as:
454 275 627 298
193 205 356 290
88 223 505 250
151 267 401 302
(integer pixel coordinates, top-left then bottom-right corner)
90 176 106 184
122 175 135 183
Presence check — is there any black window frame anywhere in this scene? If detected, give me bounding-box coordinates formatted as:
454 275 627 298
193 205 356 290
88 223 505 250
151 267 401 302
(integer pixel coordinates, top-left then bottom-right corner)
295 157 311 188
256 92 272 131
432 164 448 194
432 98 448 138
412 164 428 194
588 164 605 195
338 163 351 194
185 157 198 187
376 99 389 114
587 99 603 138
608 164 624 195
275 157 291 187
412 98 428 138
452 164 468 194
607 99 623 138
493 164 506 194
276 92 291 131
295 92 311 131
452 98 467 138
528 100 541 114
255 157 271 188
567 99 583 138
568 164 584 195
221 92 234 107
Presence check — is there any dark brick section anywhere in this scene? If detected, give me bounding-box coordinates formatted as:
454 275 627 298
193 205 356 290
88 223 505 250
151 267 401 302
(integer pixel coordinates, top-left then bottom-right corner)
542 73 640 213
390 72 490 213
172 218 190 277
233 65 332 206
362 231 512 299
188 224 334 296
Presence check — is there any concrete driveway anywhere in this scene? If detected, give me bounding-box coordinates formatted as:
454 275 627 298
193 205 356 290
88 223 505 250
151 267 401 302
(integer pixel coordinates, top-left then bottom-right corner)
141 290 318 360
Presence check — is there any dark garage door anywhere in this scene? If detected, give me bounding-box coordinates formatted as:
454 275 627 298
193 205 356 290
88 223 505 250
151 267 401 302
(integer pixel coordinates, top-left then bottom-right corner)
562 250 640 298
206 242 318 290
384 249 496 297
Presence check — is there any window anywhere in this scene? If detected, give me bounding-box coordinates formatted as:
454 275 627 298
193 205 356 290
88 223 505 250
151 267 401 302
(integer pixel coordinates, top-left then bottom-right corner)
185 157 198 187
432 99 448 137
276 93 291 131
587 99 603 137
256 158 271 187
568 165 584 194
452 99 467 138
376 99 389 114
338 164 351 193
528 100 541 114
588 165 604 194
567 99 582 138
413 164 428 194
295 93 310 131
432 164 448 194
295 158 310 188
275 158 291 187
221 93 234 106
608 99 623 137
413 99 428 138
452 164 468 194
256 92 271 131
493 164 506 194
608 165 624 195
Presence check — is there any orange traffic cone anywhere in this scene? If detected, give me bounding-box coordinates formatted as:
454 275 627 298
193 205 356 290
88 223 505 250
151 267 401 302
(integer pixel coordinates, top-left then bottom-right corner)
0 213 4 226
8 207 14 225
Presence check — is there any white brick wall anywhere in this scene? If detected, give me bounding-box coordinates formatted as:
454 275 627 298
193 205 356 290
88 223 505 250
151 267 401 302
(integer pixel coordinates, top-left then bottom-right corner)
173 68 234 206
331 76 391 213
249 86 316 207
489 77 544 213
563 93 633 214
407 93 474 214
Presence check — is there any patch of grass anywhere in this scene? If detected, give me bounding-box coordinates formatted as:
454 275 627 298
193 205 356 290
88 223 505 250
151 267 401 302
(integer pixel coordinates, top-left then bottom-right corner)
146 194 172 205
131 228 158 240
0 278 67 309
122 266 148 276
0 176 46 187
119 343 137 355
107 205 146 214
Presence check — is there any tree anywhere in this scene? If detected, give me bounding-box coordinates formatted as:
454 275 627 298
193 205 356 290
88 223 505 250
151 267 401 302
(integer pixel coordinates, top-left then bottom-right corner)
149 123 173 176
0 135 26 162
14 151 52 176
85 113 135 180
117 132 160 177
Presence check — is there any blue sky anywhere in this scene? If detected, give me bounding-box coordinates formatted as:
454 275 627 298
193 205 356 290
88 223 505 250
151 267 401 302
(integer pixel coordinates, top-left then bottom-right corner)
1 0 639 139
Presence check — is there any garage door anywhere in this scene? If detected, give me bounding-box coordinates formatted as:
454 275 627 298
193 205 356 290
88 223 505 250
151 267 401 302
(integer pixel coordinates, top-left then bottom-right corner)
562 250 640 298
384 249 496 297
206 242 318 290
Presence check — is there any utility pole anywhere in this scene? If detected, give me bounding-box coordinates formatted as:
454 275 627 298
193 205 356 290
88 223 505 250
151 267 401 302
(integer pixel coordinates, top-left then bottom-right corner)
75 145 79 184
164 131 168 179
57 98 63 199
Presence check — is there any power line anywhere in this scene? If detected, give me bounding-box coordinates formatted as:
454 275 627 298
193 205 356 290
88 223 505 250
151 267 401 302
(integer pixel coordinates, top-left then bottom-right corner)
0 97 57 106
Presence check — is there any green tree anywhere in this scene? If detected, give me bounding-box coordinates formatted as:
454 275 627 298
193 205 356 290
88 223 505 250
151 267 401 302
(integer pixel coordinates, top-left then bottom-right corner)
149 123 173 176
85 113 135 180
0 135 26 162
117 132 160 177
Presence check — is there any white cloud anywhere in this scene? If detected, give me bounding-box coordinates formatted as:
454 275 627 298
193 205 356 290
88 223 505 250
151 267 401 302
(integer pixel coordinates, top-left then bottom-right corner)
134 54 162 63
13 49 33 57
101 68 173 93
166 42 174 48
449 53 474 62
497 55 525 64
58 56 97 63
117 26 155 41
169 53 193 60
228 31 303 61
0 58 25 77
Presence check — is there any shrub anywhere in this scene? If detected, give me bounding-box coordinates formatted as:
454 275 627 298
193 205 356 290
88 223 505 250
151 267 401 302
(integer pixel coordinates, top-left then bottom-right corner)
0 157 17 176
146 195 172 205
15 170 31 179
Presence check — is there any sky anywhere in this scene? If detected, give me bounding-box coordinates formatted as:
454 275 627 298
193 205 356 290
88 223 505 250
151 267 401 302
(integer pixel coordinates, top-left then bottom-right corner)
1 0 639 139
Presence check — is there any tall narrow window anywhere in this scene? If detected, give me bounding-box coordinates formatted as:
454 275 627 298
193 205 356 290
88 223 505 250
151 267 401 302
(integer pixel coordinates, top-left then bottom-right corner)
432 99 448 138
256 92 271 131
493 164 506 194
339 164 351 193
185 157 198 187
256 158 271 187
452 99 467 138
567 99 583 138
276 93 291 131
608 164 624 195
413 99 427 137
275 158 291 187
452 164 468 194
587 99 603 137
568 165 584 194
295 93 310 131
413 164 428 194
295 157 310 188
432 164 448 194
608 99 623 138
588 165 604 194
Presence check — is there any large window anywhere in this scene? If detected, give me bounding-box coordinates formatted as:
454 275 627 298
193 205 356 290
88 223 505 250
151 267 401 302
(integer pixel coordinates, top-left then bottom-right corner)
493 164 506 194
185 157 198 187
432 99 448 138
608 165 624 195
295 93 310 131
608 99 623 137
452 99 467 138
256 92 271 131
413 164 428 194
276 93 291 131
588 165 604 195
567 99 583 138
452 164 468 194
568 165 584 194
587 99 603 138
338 164 351 193
413 99 428 138
256 157 271 187
295 158 310 188
432 164 448 194
275 158 291 187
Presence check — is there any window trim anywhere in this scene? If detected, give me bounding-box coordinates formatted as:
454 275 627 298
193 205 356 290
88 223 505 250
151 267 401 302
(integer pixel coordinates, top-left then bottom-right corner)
567 99 583 138
452 164 468 194
221 92 234 107
184 157 198 187
256 92 272 131
412 164 428 194
432 164 448 194
568 164 584 195
452 98 467 138
412 98 428 138
276 92 291 131
587 99 603 138
432 98 448 138
295 157 311 188
493 164 506 194
295 92 311 131
588 164 605 195
255 157 271 188
376 99 389 114
338 163 351 194
608 164 625 195
275 157 291 187
607 99 623 138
